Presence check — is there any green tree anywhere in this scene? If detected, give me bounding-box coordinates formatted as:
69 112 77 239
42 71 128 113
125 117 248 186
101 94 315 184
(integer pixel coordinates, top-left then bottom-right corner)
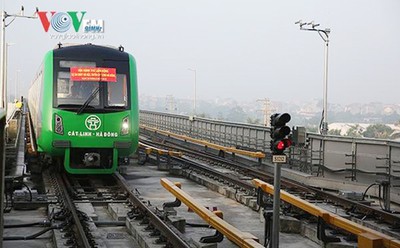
363 124 393 139
390 132 400 140
328 129 341 136
226 106 247 122
346 124 363 137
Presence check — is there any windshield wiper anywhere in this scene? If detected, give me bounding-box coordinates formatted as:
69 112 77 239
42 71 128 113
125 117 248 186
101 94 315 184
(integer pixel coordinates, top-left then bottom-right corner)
76 86 100 115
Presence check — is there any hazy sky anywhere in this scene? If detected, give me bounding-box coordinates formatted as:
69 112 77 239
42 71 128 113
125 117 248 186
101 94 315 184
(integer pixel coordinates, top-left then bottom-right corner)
5 0 400 104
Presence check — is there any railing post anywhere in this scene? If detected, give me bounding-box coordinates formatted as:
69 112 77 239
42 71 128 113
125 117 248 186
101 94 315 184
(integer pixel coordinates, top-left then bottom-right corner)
0 115 6 245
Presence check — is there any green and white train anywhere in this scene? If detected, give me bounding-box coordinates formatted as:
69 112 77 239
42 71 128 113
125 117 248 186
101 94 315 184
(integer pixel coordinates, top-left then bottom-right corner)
28 44 139 174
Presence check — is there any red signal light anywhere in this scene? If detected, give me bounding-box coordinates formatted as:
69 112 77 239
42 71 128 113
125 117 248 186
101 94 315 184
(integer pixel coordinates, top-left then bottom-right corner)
275 138 292 151
277 141 285 150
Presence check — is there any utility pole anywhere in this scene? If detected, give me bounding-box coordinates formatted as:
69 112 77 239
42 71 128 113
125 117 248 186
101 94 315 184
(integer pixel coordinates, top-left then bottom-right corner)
1 6 37 108
295 20 330 135
257 98 273 127
165 94 176 113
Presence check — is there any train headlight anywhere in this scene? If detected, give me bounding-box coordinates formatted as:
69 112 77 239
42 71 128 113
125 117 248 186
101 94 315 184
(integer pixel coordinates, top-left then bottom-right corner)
121 116 129 135
55 114 64 135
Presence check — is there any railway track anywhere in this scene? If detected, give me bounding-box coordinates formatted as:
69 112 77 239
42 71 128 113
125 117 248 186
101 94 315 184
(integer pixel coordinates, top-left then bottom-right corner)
54 172 93 247
4 141 196 248
139 135 400 241
49 170 193 248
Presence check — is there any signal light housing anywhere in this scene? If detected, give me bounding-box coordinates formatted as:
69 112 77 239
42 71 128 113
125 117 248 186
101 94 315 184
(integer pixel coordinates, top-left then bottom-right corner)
270 113 292 155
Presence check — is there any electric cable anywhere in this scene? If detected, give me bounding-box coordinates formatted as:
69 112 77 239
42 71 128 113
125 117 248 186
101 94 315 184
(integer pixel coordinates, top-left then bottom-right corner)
4 220 50 228
362 183 379 201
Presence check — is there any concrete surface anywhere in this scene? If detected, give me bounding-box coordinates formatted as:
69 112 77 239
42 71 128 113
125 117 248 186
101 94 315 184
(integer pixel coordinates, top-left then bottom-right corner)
124 163 322 248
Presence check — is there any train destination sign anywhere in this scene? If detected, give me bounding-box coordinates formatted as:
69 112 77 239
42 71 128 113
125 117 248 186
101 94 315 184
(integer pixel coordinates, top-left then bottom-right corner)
67 131 119 138
70 67 117 82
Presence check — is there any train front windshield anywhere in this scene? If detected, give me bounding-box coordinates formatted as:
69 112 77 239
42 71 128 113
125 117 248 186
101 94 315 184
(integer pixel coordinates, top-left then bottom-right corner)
55 60 130 112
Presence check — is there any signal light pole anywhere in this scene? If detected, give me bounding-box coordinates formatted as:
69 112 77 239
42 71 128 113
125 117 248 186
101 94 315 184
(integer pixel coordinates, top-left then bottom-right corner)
270 113 292 248
295 20 330 135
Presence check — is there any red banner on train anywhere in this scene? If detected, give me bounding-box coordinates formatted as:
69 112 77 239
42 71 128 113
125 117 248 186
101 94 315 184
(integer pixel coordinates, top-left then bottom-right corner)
70 67 117 82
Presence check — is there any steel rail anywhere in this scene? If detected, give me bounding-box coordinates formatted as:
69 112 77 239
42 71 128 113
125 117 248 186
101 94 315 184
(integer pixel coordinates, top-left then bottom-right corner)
57 173 92 248
172 156 254 191
140 125 265 159
139 141 183 157
25 109 37 153
141 137 319 193
113 172 192 248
